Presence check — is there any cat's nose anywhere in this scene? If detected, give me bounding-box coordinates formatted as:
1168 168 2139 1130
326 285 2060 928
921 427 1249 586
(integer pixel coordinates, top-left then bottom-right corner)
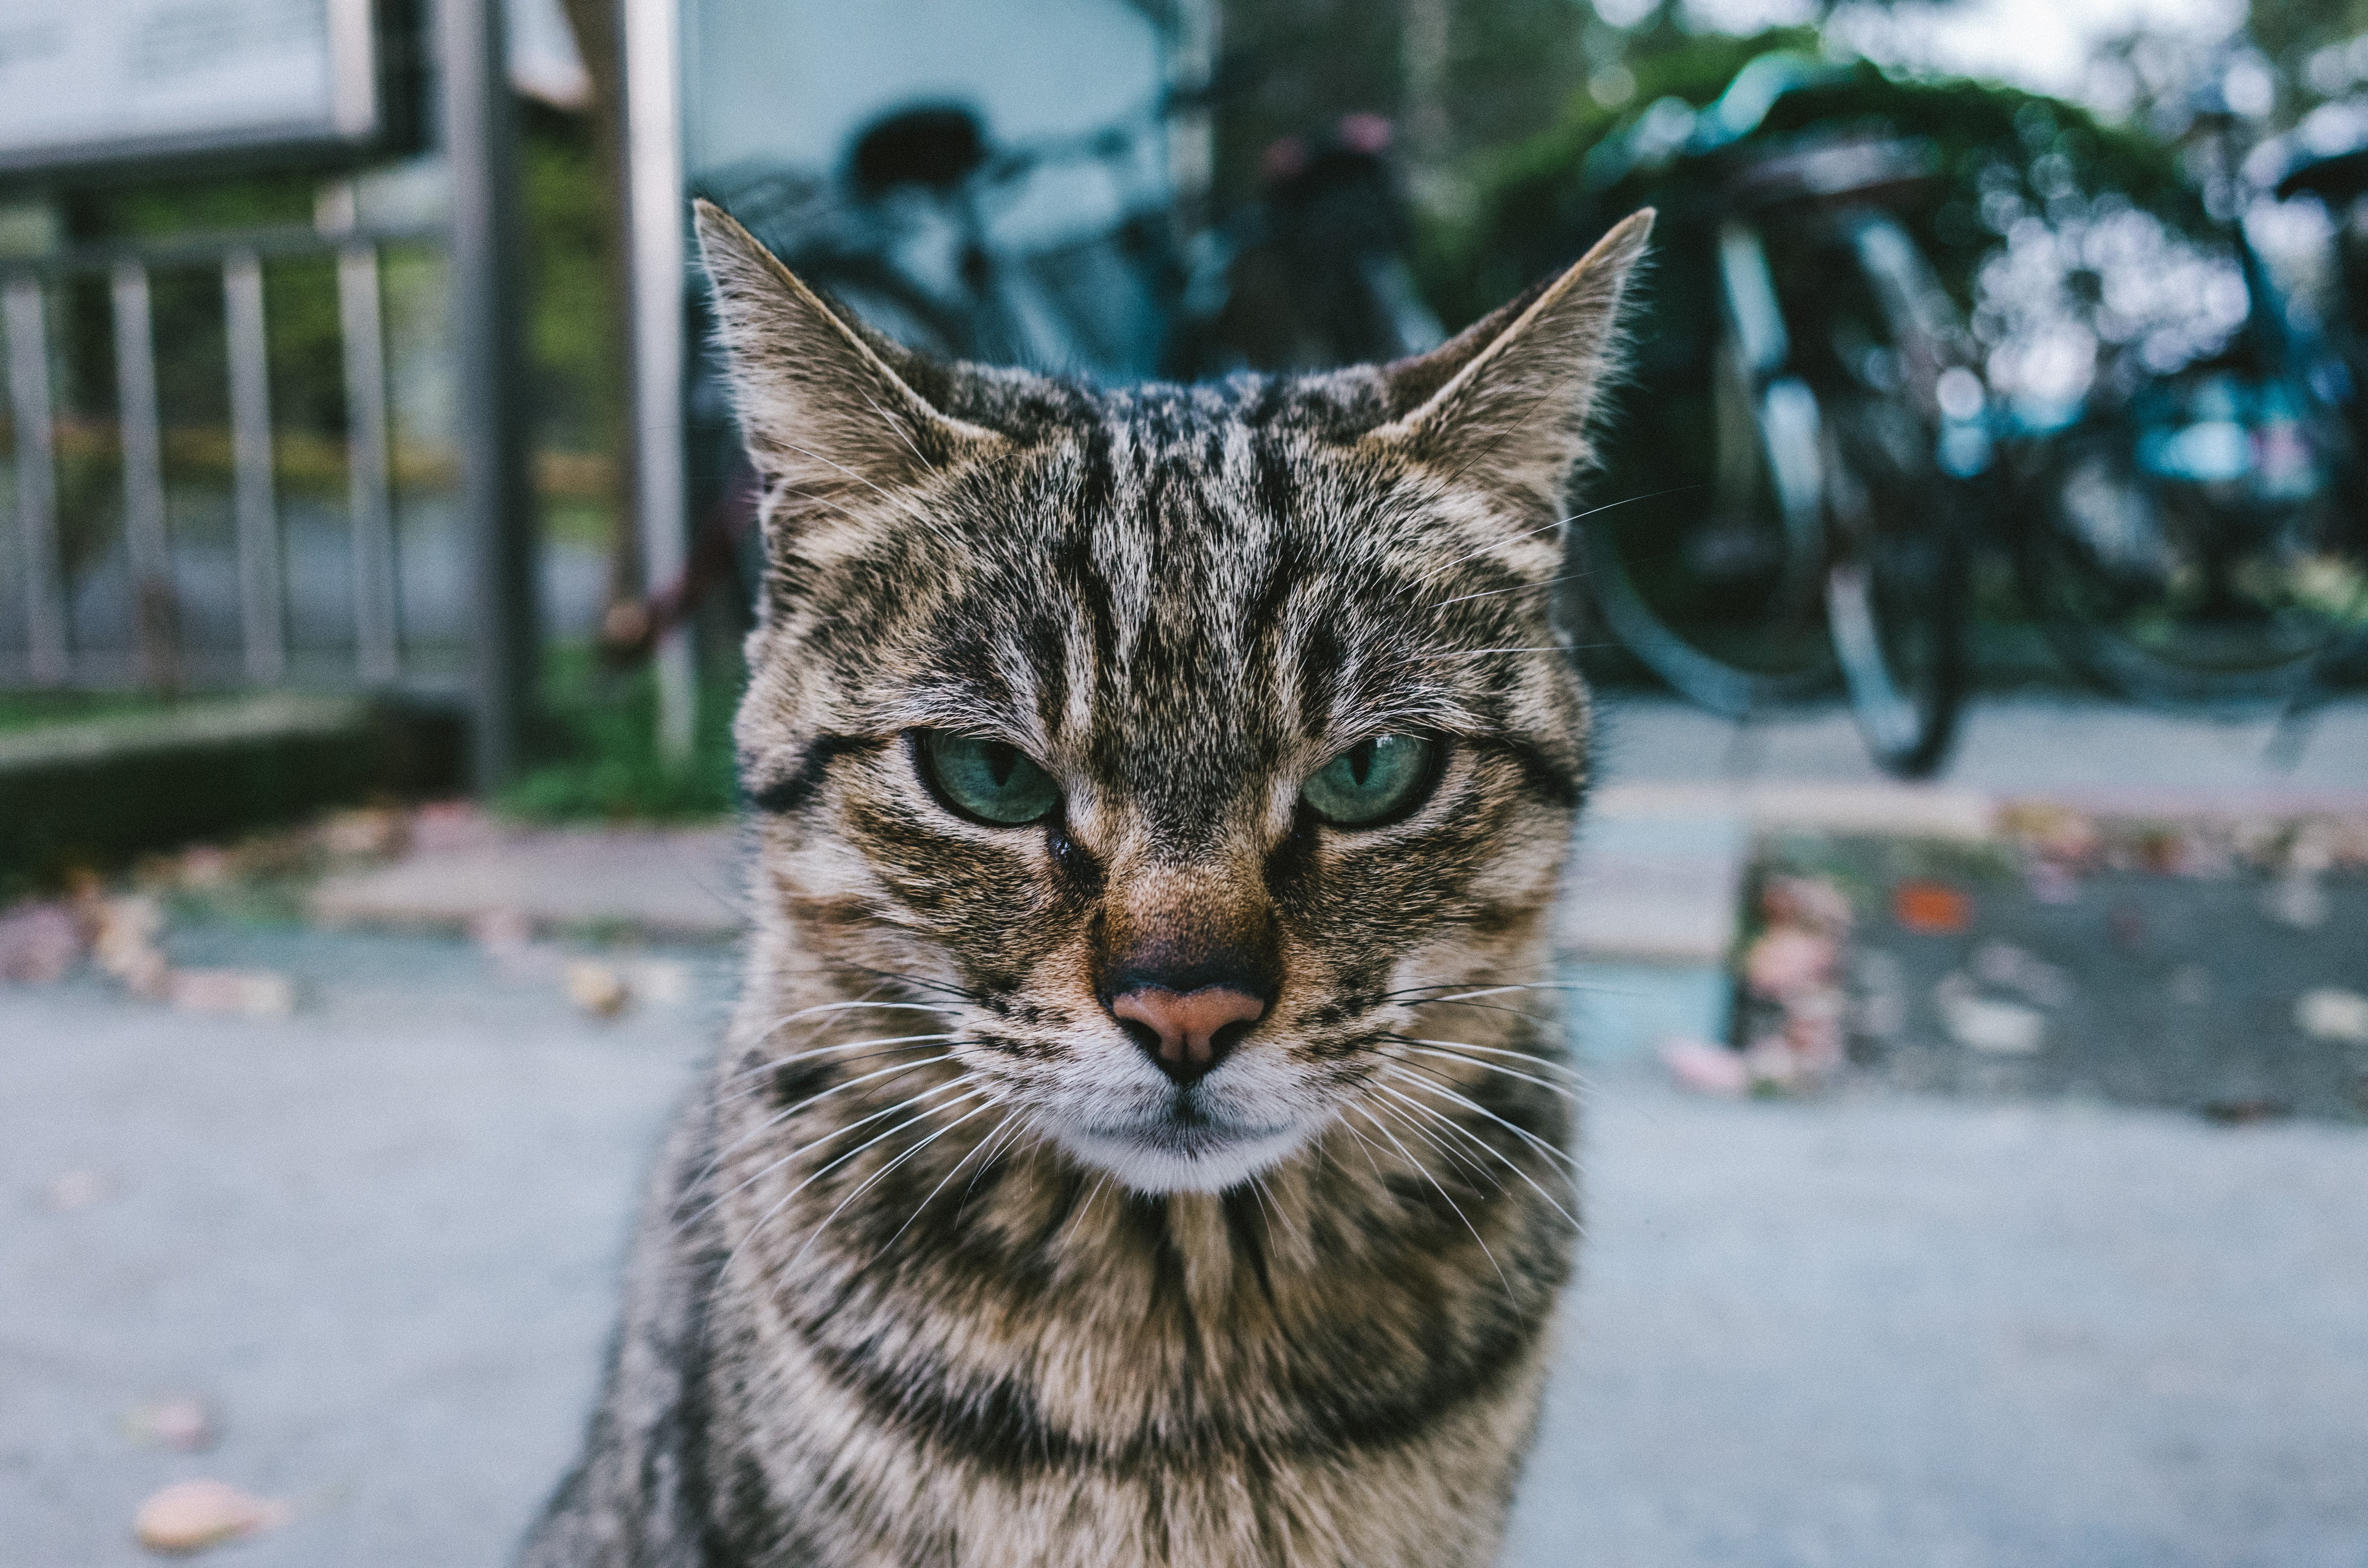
1110 985 1267 1086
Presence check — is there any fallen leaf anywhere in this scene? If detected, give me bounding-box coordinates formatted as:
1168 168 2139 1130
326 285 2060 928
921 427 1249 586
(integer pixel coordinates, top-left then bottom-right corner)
1935 974 2046 1054
1658 1036 1747 1097
0 901 83 983
2000 801 2100 866
2023 860 2081 904
174 846 234 890
166 969 297 1018
1741 1034 1801 1089
133 1480 285 1555
1971 941 2072 1009
1743 927 1837 1000
45 1168 113 1212
1893 880 1972 935
625 958 694 1006
2296 988 2368 1046
407 799 500 854
2260 872 2330 931
91 896 171 996
1760 875 1854 937
2201 1098 2290 1126
468 906 535 954
318 807 406 859
126 1395 215 1452
566 961 631 1018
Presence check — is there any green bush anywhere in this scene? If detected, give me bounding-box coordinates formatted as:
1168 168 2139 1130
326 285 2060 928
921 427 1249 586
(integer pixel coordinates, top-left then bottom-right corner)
497 647 743 822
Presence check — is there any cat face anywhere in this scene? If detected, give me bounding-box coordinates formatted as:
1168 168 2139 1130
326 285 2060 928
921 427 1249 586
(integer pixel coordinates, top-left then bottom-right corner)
702 203 1650 1194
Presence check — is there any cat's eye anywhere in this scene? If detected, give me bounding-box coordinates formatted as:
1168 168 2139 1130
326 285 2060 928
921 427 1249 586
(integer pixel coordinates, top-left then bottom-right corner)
1301 735 1439 827
914 731 1062 826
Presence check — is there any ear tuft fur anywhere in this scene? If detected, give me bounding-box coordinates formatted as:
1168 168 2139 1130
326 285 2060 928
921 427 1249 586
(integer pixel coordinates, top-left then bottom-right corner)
693 200 1003 507
1365 209 1653 508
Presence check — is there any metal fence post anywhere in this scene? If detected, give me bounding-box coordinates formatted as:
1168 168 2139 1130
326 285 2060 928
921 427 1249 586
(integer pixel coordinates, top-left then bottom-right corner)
321 182 403 687
223 249 287 685
111 261 177 689
624 0 693 765
3 276 67 686
440 0 538 790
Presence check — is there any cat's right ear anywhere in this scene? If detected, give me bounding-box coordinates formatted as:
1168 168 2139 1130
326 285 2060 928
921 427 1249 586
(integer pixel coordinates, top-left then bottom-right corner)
1361 210 1653 511
693 200 1005 502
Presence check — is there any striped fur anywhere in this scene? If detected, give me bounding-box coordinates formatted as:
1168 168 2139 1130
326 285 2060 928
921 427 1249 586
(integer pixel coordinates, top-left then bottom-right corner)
522 203 1653 1568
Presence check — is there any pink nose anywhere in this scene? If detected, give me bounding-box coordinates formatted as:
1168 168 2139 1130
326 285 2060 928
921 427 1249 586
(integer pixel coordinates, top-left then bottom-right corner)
1112 986 1267 1085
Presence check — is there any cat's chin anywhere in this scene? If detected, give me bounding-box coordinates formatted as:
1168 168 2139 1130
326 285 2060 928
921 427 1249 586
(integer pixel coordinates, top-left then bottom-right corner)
1049 1115 1316 1195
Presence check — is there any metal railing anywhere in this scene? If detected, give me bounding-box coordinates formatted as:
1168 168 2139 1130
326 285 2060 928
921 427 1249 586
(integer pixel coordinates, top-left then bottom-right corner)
0 201 444 694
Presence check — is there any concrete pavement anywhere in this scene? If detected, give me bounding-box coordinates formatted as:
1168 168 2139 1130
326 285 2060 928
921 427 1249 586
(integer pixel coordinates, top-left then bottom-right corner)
6 933 2364 1567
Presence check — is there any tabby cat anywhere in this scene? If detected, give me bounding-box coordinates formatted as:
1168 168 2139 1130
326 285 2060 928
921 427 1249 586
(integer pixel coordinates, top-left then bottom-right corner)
521 199 1652 1568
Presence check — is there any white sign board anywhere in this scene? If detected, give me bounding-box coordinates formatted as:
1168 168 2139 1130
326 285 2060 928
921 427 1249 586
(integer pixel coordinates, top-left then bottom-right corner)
0 0 382 174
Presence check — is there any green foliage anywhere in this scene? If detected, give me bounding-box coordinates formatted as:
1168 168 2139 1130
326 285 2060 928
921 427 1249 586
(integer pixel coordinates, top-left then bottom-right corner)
1425 28 1822 324
0 691 178 733
520 102 624 457
47 107 618 493
1422 31 2198 329
497 646 742 823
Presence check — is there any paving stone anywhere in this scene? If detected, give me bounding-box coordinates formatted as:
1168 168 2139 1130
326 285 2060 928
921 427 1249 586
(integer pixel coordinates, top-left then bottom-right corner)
311 826 745 939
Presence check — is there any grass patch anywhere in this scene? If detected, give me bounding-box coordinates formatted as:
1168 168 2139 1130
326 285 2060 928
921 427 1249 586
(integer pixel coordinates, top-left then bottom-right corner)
498 645 744 822
0 691 185 733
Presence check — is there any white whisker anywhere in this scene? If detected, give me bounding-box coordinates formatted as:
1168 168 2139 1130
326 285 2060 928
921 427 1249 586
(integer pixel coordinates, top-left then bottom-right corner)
1386 1039 1581 1101
784 1095 1005 1273
1345 1102 1516 1307
1379 1063 1581 1178
874 1107 1022 1259
1375 1072 1582 1232
1366 1081 1510 1194
704 1051 963 1171
719 1031 961 1090
1054 1174 1110 1251
699 1075 978 1231
727 1085 994 1280
1413 487 1698 586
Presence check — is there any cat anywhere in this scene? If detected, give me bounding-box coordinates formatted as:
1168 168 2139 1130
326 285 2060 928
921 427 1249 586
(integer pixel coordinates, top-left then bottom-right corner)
520 198 1652 1568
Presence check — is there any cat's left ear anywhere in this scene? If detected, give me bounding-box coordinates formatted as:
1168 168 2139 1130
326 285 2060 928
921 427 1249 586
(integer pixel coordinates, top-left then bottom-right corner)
1363 209 1653 510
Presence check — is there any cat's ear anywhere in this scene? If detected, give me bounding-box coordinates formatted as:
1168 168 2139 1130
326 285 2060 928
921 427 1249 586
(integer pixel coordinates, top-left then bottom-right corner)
693 199 1004 499
1363 209 1653 508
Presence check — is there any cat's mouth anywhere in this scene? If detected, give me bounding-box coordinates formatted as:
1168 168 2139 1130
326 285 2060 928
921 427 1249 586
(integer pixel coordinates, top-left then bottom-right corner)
1055 1104 1312 1194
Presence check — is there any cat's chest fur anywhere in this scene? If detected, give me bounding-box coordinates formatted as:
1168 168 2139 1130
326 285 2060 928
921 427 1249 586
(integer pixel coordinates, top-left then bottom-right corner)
547 945 1571 1568
520 202 1649 1568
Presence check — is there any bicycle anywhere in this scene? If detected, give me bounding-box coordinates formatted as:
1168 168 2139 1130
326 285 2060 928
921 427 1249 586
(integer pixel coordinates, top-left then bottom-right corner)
2004 87 2368 712
1177 113 1445 375
1572 55 1986 777
699 98 1185 383
619 90 1445 661
1559 54 2368 774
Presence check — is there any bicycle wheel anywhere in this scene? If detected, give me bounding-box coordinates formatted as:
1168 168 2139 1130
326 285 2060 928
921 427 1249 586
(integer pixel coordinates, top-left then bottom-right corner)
1820 392 1969 776
2020 380 2368 712
1814 213 1973 776
1580 345 1840 719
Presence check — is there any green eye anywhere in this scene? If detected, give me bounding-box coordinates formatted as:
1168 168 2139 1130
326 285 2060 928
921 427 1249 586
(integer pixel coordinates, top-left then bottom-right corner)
1301 735 1438 827
916 731 1061 826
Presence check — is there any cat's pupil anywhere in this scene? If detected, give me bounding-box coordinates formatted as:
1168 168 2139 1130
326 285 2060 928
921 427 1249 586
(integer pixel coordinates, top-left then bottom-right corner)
1348 741 1375 786
987 743 1017 787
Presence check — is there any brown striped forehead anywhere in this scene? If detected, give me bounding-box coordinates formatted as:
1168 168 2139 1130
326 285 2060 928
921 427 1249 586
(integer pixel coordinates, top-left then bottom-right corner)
810 390 1577 808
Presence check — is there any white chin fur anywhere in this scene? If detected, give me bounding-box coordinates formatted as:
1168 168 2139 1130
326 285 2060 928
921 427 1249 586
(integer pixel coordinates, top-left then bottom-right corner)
1051 1118 1315 1195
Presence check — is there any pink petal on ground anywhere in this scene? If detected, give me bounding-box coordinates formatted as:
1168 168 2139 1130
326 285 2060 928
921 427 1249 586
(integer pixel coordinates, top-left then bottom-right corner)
1743 927 1838 1000
1660 1036 1749 1097
132 1480 285 1555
